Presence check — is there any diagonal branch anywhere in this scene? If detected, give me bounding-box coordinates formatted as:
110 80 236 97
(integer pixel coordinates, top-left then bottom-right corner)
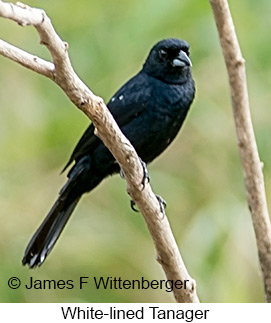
210 0 271 302
0 1 199 302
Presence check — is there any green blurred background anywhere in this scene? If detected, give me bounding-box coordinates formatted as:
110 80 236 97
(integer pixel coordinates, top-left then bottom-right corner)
0 0 270 302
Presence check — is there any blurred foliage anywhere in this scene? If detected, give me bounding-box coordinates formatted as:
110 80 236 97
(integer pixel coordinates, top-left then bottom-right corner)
0 0 270 302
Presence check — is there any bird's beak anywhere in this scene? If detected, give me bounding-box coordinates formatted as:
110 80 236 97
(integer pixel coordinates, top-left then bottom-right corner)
172 50 192 67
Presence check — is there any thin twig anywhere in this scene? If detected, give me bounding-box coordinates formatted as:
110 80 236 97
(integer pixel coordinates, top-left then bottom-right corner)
210 0 271 302
0 0 199 302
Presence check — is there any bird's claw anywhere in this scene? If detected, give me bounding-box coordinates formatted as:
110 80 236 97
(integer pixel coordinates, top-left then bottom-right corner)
156 194 167 217
130 199 139 212
139 158 150 190
120 158 150 190
130 195 166 215
120 169 125 179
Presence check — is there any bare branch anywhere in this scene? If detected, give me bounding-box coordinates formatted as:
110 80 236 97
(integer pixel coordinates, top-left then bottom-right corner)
0 1 199 302
0 39 54 77
0 1 44 25
210 0 271 302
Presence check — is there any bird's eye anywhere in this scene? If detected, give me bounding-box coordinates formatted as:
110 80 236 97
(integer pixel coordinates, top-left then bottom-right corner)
159 49 168 60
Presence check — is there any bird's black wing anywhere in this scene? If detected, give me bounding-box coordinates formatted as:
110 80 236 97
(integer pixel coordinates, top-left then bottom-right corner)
62 124 96 172
108 71 150 125
62 71 150 171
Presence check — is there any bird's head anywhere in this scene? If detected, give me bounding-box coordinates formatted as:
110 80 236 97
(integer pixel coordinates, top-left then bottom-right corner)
143 38 192 84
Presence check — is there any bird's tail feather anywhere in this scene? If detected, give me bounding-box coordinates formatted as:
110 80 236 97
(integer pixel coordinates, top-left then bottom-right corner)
22 195 80 268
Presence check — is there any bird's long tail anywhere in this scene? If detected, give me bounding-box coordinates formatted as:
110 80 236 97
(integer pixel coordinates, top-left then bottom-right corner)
22 194 81 268
22 154 115 268
22 156 94 268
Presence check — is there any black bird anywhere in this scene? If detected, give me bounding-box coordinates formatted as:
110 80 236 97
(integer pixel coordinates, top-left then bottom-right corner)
22 38 195 268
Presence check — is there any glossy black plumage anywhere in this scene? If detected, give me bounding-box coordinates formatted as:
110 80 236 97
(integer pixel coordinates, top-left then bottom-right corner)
22 38 195 268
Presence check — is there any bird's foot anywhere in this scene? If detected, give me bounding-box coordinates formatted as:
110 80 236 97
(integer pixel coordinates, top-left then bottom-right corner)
120 158 149 189
139 158 150 190
120 169 125 179
156 194 167 217
130 199 139 212
130 194 167 215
